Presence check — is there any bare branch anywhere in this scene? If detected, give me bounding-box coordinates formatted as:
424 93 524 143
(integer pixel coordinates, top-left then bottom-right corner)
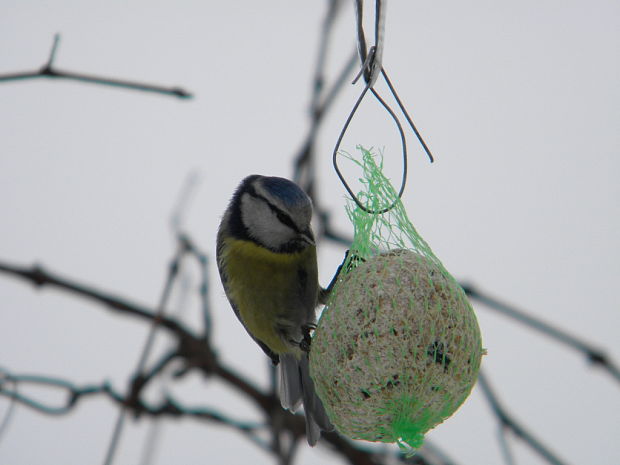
463 284 620 385
0 373 17 445
0 260 194 342
182 234 214 341
477 371 572 465
0 252 453 465
0 367 267 446
289 0 356 253
0 34 193 99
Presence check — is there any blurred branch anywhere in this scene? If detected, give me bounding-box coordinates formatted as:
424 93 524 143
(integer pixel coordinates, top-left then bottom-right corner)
462 284 620 385
477 371 572 465
183 235 214 342
139 243 194 465
0 259 267 403
0 260 194 341
0 366 267 447
133 170 205 465
0 252 449 465
0 374 17 445
0 34 193 99
102 238 189 465
167 173 213 344
291 0 356 249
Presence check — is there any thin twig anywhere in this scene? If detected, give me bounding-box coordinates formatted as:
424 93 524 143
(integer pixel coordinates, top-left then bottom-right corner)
463 284 620 384
0 375 17 444
0 367 265 442
169 171 202 234
0 259 275 409
129 350 180 418
477 371 572 465
293 4 355 191
291 0 356 251
0 253 451 465
102 240 187 465
496 425 516 465
138 262 193 465
46 33 61 68
182 235 213 342
0 34 193 99
139 418 163 465
414 440 462 465
0 261 195 344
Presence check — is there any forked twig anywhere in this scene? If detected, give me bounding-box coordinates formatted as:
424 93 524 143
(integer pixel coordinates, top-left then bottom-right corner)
0 34 193 99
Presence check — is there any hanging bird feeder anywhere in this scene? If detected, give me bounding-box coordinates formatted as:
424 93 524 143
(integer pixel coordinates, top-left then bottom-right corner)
310 148 484 450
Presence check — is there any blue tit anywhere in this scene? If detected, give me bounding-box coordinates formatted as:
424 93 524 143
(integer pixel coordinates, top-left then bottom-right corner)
216 174 333 445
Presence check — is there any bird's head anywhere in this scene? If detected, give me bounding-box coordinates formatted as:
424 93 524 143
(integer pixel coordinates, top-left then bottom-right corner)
232 175 315 253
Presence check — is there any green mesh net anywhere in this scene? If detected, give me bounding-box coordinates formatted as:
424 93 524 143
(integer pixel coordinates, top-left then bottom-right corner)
310 147 484 451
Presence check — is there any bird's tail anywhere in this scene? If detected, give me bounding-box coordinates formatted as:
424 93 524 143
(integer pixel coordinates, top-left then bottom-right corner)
279 352 333 445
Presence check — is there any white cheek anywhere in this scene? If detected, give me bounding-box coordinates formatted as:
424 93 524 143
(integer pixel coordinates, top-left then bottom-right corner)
241 195 294 247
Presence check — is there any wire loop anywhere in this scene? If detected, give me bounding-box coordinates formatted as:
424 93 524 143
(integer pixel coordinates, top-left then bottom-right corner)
333 0 434 214
332 78 407 214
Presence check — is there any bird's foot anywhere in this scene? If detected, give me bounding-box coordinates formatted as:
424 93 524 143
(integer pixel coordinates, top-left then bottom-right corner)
299 324 316 353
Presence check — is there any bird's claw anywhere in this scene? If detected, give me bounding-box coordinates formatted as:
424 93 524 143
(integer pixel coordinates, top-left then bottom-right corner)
300 324 316 353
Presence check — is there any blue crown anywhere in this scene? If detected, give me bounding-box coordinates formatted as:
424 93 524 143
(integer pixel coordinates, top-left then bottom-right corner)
261 177 309 207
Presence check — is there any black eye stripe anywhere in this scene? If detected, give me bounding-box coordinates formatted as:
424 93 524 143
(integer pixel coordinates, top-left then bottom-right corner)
275 209 298 231
246 188 299 232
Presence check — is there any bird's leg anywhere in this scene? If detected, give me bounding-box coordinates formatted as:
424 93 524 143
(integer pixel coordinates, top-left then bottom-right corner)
319 250 349 304
319 249 366 304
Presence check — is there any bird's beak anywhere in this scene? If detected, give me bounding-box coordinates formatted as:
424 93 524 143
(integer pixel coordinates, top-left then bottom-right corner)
300 229 315 246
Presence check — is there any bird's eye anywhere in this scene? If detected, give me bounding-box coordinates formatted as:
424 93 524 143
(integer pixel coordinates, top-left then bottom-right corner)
254 192 299 232
275 210 297 231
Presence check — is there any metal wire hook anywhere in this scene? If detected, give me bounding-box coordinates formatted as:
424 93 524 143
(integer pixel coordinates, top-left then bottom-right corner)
333 0 434 215
353 0 385 87
332 73 408 214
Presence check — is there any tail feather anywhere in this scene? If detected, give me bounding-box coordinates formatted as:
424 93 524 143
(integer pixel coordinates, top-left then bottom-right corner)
279 353 334 445
304 410 322 446
279 353 303 411
298 355 333 432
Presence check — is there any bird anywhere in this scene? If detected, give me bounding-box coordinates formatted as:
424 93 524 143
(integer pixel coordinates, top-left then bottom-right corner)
216 174 334 445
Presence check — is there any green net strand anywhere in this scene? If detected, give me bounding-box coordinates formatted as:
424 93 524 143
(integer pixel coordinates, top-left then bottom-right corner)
310 147 484 453
340 147 444 272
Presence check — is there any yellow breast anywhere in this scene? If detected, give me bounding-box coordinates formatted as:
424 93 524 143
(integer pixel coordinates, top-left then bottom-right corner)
220 238 318 354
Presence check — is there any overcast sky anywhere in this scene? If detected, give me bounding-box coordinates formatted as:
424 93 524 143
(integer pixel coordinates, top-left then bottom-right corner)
1 1 619 464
